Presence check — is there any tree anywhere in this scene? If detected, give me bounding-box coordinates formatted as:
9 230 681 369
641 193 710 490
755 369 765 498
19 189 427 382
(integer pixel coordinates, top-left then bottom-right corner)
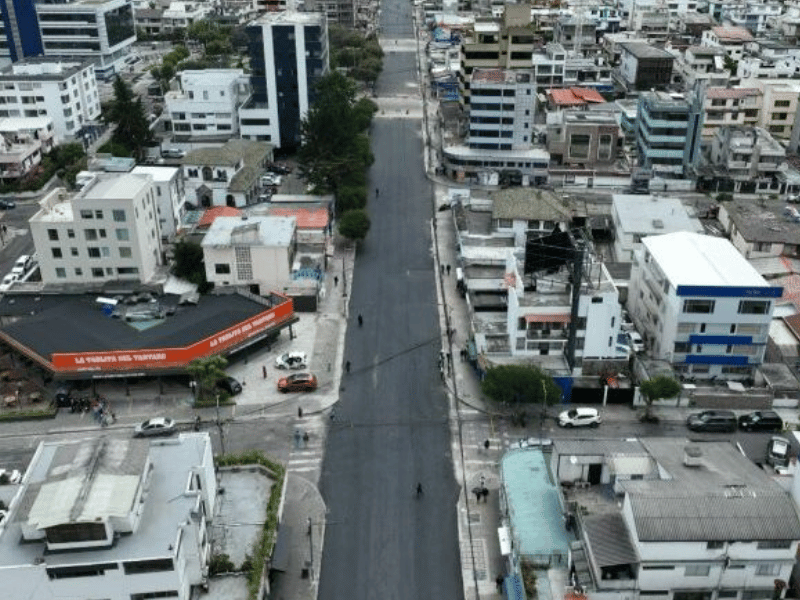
338 209 371 241
481 365 561 426
639 376 681 422
105 76 152 159
186 355 229 404
173 239 210 292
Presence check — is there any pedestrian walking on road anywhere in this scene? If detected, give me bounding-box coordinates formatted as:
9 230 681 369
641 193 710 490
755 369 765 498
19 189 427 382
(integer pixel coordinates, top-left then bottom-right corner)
345 360 351 373
375 187 379 198
440 264 445 275
262 365 267 379
334 275 339 287
416 482 424 497
357 314 363 327
484 439 490 451
446 264 451 275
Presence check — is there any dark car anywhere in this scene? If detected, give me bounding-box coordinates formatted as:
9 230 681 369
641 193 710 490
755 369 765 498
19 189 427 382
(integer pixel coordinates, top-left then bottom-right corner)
686 410 737 433
738 410 783 432
767 436 792 468
0 199 16 209
54 386 72 407
277 373 318 393
217 376 242 395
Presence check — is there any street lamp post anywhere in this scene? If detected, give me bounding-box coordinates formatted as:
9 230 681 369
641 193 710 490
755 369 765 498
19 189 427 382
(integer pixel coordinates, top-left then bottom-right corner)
216 394 226 455
307 517 315 581
342 255 347 297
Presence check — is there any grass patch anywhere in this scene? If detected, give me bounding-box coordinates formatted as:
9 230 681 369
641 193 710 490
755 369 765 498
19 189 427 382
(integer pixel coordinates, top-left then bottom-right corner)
0 406 57 421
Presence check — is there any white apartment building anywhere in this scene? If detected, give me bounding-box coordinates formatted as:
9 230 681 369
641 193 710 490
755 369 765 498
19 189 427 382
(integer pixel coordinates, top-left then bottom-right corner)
161 1 213 31
724 1 783 35
239 11 328 150
0 59 100 140
0 117 55 182
673 46 731 92
530 43 613 92
0 434 215 600
468 68 536 151
701 26 754 62
30 173 163 286
629 231 779 381
165 70 250 141
130 165 184 240
202 215 296 295
36 0 136 81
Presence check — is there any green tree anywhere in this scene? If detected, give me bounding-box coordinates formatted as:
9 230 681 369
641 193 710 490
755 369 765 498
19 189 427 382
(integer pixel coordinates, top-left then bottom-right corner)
482 365 561 425
338 209 371 241
336 185 367 212
639 376 681 422
172 239 210 292
187 355 229 403
353 97 378 131
151 62 175 93
105 76 152 159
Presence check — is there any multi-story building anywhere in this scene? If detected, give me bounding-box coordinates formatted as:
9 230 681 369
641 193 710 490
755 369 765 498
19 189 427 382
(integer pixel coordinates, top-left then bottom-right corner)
0 59 101 141
629 231 780 381
30 173 163 286
708 126 786 193
0 116 55 183
0 0 43 66
530 43 613 92
617 42 675 90
553 16 598 54
35 0 136 81
130 165 184 240
202 215 297 295
165 70 249 141
742 79 800 140
546 108 621 170
133 7 163 37
239 11 328 150
182 139 272 208
0 434 216 600
701 26 753 62
636 91 703 178
299 0 353 28
672 46 731 92
724 1 783 35
467 68 536 151
701 87 761 141
676 12 717 38
769 2 800 44
160 0 212 32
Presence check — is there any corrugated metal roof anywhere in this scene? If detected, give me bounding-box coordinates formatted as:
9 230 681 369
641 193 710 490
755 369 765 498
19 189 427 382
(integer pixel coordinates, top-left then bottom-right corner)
583 513 638 567
491 189 572 222
268 207 329 230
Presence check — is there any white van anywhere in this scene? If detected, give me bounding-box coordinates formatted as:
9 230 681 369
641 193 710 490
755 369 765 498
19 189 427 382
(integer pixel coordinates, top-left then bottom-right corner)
11 255 31 276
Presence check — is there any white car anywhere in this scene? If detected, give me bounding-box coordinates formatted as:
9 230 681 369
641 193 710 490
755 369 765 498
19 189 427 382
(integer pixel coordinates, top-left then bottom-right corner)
627 331 645 353
0 468 21 484
0 273 18 292
275 351 308 370
261 174 282 187
558 407 602 428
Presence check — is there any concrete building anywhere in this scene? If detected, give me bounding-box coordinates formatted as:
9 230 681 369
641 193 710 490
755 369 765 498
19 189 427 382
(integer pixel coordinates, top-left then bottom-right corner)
673 46 731 92
740 80 800 141
708 126 786 193
552 16 598 54
130 165 185 241
724 1 783 35
0 116 55 183
0 0 43 66
35 0 136 81
160 0 213 32
629 231 780 380
202 215 296 295
546 108 622 170
0 59 101 141
467 68 536 151
701 26 754 62
300 0 353 28
618 42 675 90
529 43 613 92
441 145 550 184
165 69 250 141
611 194 704 261
239 11 328 150
30 173 163 286
636 91 703 178
0 434 215 600
701 87 761 141
718 199 800 259
182 139 272 208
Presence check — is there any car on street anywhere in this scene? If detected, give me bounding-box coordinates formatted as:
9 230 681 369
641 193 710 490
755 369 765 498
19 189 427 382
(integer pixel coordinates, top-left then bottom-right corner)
686 410 737 432
767 436 792 468
558 407 601 428
217 376 243 395
0 273 18 292
738 410 784 432
278 372 318 393
261 174 282 187
627 331 645 353
275 351 308 370
162 148 185 159
13 255 32 274
0 468 21 484
134 417 177 437
0 199 16 209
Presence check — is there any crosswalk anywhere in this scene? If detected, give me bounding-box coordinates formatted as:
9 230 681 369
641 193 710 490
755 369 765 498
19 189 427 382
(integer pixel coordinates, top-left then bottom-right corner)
285 415 327 484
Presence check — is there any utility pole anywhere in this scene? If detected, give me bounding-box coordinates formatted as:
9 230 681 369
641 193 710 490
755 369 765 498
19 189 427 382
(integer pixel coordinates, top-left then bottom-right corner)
565 234 585 373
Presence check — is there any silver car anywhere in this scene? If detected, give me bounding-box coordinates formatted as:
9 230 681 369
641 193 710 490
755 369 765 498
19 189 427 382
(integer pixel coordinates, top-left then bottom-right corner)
134 417 177 438
275 351 308 370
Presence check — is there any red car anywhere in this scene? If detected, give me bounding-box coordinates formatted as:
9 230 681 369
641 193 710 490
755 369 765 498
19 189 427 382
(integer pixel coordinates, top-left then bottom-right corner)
277 373 318 393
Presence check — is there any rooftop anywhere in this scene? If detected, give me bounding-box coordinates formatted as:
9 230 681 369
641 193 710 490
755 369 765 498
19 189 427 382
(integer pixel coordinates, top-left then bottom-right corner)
548 87 606 106
0 58 92 82
613 195 704 236
267 207 329 230
710 25 754 42
720 199 800 245
198 205 242 228
201 215 296 248
619 42 674 60
471 68 532 85
705 87 760 100
642 231 771 289
184 139 272 168
491 189 572 222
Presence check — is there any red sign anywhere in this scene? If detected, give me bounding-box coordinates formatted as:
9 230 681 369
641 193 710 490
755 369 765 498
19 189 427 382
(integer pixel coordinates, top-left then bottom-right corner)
51 298 294 373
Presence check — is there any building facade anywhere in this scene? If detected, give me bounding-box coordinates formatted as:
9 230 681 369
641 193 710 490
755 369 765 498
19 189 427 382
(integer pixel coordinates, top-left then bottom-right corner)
239 11 328 150
617 42 675 90
708 126 786 193
468 68 536 151
636 91 703 178
0 59 100 141
629 231 779 381
30 173 164 286
130 165 184 240
0 0 43 66
0 116 55 182
546 108 621 170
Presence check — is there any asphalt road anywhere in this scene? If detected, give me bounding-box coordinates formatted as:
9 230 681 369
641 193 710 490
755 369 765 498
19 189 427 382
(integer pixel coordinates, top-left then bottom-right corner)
316 5 463 600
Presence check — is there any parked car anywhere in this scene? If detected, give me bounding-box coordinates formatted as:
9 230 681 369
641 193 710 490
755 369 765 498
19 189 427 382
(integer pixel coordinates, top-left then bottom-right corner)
217 376 243 395
261 174 282 187
627 331 645 353
275 351 308 370
13 255 32 274
558 407 601 428
686 410 737 433
278 373 318 393
0 468 21 484
0 199 16 209
621 311 634 332
0 273 18 292
738 410 783 432
767 436 792 468
134 417 177 437
162 148 185 159
54 386 73 407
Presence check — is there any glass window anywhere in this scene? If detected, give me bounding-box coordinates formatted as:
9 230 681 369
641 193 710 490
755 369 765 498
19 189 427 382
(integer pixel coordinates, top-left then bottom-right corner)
94 210 103 219
47 229 59 241
119 247 132 258
75 268 82 276
112 209 126 222
569 133 591 159
115 228 129 241
52 248 62 258
67 229 75 238
738 300 769 315
84 229 97 241
91 268 104 277
683 300 715 314
55 267 66 278
215 264 231 274
87 247 100 258
80 209 93 219
684 564 710 576
755 564 781 576
70 247 78 257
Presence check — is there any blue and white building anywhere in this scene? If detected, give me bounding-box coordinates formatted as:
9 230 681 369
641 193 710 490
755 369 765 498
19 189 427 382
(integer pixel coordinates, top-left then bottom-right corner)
239 11 328 150
629 231 781 381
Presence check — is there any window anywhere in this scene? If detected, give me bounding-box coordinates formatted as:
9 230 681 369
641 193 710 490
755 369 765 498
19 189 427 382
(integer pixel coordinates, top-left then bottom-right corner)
683 300 715 314
99 229 106 238
123 558 174 574
673 593 712 600
84 229 97 241
91 268 104 277
116 228 129 241
75 268 82 276
47 563 117 579
119 247 132 258
738 300 769 315
117 267 139 275
569 133 591 159
771 113 788 121
67 228 75 238
130 592 178 599
55 267 66 278
774 100 791 108
684 564 710 576
112 209 126 222
642 565 675 570
52 248 62 258
707 541 724 549
757 541 791 549
87 247 100 258
718 592 738 599
674 342 691 353
755 564 782 576
70 247 78 257
101 247 110 257
215 264 231 274
47 229 59 241
94 209 103 219
598 133 613 161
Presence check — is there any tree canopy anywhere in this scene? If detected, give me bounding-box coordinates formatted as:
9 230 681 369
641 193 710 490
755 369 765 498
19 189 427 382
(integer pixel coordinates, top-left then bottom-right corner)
328 25 383 84
104 76 152 159
172 239 211 293
186 355 229 403
639 376 681 420
481 365 561 406
338 209 371 241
